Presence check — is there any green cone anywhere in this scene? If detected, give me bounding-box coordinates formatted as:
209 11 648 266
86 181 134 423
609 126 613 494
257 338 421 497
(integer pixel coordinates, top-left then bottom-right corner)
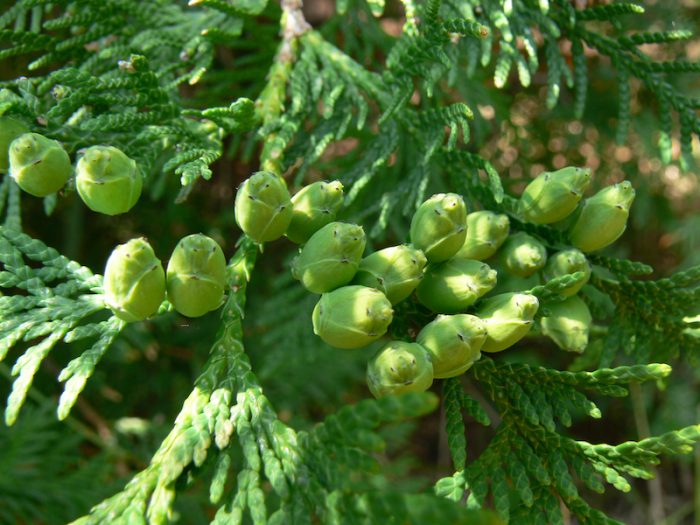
519 166 592 224
76 145 142 215
0 117 29 173
292 222 366 294
417 314 486 378
104 238 166 322
166 234 227 318
234 171 293 243
540 295 592 353
455 211 510 260
367 341 434 398
476 292 539 353
542 249 591 297
410 193 467 262
416 258 497 313
353 244 427 304
286 180 344 244
568 181 636 252
9 132 72 197
496 232 547 278
312 285 393 349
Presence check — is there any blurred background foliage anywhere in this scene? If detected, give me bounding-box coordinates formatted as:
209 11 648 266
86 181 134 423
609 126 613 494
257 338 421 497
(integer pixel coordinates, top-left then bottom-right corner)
0 0 699 523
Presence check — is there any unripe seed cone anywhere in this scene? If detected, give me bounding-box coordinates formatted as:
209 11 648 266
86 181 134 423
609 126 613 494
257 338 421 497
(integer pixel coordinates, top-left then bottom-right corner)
540 295 592 353
543 249 591 297
568 181 636 252
234 171 293 243
292 222 366 294
410 193 467 262
519 167 592 224
417 314 486 378
497 232 547 278
367 341 433 398
353 244 427 304
416 258 497 313
104 238 166 322
312 285 393 349
286 180 344 244
76 145 142 215
455 211 510 260
9 132 72 197
167 234 227 318
476 292 539 353
0 117 29 173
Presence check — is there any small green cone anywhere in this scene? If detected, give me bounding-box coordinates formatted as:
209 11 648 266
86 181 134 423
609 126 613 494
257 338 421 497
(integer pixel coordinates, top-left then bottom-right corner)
496 232 547 278
9 132 72 197
476 292 539 353
104 238 166 322
367 341 434 398
416 258 497 313
353 244 427 304
234 171 293 243
540 295 592 353
286 180 344 244
542 249 591 297
410 193 467 262
292 222 366 294
417 314 486 378
76 145 142 215
312 285 393 349
0 117 29 173
166 234 227 318
455 211 510 260
519 166 592 224
568 181 636 253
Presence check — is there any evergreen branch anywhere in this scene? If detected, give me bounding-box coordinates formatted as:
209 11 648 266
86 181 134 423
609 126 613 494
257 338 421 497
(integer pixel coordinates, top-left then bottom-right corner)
587 254 653 277
590 266 700 364
571 35 587 118
572 24 699 165
442 19 490 39
576 3 644 21
439 359 698 523
256 0 310 174
57 317 125 421
640 60 700 74
444 378 467 470
618 30 694 47
530 272 587 301
432 0 700 165
0 226 121 424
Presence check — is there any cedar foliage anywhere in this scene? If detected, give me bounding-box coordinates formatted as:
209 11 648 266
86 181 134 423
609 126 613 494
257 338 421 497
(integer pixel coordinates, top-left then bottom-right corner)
0 0 699 523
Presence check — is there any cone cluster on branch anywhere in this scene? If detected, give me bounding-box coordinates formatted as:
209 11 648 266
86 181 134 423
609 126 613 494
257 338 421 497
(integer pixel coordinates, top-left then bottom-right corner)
225 166 637 398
